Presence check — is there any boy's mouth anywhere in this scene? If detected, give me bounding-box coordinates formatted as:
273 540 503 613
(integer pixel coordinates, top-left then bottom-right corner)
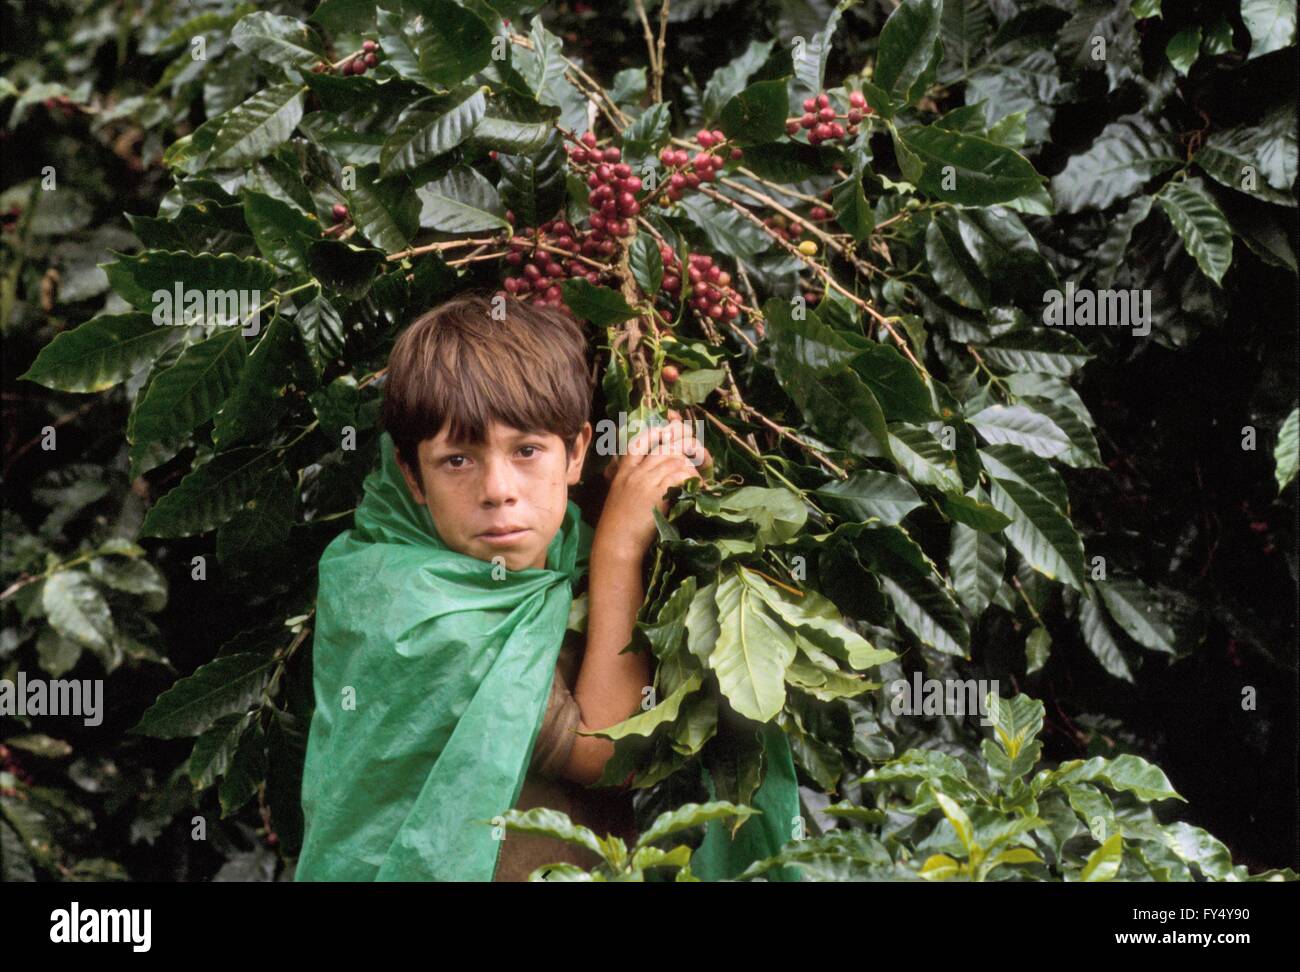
477 526 530 545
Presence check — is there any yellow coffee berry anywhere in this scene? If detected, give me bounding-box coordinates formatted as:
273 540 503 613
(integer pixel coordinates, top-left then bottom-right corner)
797 239 818 256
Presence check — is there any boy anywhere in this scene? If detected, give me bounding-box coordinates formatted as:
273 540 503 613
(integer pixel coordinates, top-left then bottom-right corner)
295 291 710 881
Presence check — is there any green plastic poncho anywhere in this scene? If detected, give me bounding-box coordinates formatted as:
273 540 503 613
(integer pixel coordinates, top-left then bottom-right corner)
296 431 802 881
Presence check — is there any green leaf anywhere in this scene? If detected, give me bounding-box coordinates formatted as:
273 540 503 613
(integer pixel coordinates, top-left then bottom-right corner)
140 447 276 538
1094 195 1156 288
469 91 560 154
1025 625 1051 674
677 195 769 262
987 477 1086 590
1051 754 1183 803
561 279 637 325
791 3 844 102
1079 589 1134 682
586 673 703 742
414 0 493 86
629 234 664 297
243 190 318 271
218 719 267 817
934 792 975 854
950 516 1004 617
498 131 566 229
130 328 247 445
416 164 507 234
375 4 421 79
673 368 726 406
858 525 970 657
1081 833 1123 881
346 165 421 252
635 800 759 850
104 250 279 313
975 330 1092 378
894 124 1044 207
20 313 184 393
719 78 790 146
702 40 774 124
131 652 275 739
1015 396 1103 468
924 207 1057 310
709 569 797 721
619 102 671 160
848 344 934 423
210 83 305 169
831 168 873 242
739 142 842 183
1156 179 1234 286
765 299 892 459
295 294 345 374
751 582 895 671
1242 0 1297 59
979 444 1069 513
1096 577 1176 654
1130 0 1161 19
967 404 1071 459
307 239 386 301
190 712 254 789
875 0 943 105
1050 114 1180 214
1276 407 1299 492
887 423 962 492
212 313 296 449
814 470 922 525
1164 27 1200 76
230 12 323 69
942 491 1011 532
42 572 116 664
496 807 604 858
379 87 488 177
693 486 808 547
1195 107 1298 207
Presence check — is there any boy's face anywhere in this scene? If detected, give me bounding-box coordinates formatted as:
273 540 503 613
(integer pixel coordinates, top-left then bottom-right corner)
396 419 593 571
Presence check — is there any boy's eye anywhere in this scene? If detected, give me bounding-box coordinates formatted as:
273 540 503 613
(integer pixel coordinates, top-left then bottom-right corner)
443 455 468 469
518 445 540 458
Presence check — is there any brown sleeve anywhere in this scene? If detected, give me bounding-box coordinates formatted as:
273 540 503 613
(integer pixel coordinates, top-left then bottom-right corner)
529 641 582 780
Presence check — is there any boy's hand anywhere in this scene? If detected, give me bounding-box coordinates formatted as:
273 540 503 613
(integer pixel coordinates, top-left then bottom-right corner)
595 413 712 561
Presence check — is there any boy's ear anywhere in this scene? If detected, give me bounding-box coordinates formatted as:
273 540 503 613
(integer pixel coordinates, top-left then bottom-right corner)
566 421 594 486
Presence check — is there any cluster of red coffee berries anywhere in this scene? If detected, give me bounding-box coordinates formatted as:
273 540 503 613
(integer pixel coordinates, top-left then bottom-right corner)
655 130 742 203
500 216 614 308
567 133 642 238
661 247 742 324
786 91 871 145
312 39 382 75
1 204 21 233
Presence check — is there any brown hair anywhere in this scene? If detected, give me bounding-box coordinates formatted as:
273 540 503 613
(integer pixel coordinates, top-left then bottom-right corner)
381 291 594 488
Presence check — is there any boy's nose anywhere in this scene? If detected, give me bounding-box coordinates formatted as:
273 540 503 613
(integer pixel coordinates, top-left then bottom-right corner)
479 455 518 505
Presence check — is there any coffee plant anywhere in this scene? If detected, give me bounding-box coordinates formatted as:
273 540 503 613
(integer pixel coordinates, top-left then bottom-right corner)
3 0 1296 881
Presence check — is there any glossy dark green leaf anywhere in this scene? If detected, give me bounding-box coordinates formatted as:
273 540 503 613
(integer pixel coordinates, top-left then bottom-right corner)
416 164 508 233
307 239 386 300
210 83 305 169
413 0 494 86
140 447 277 538
561 279 637 325
875 0 943 105
1049 114 1180 214
20 313 184 393
379 87 487 177
1156 179 1233 286
719 78 790 146
894 124 1044 206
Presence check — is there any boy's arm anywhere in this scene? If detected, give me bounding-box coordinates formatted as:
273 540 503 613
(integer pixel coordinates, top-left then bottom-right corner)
558 417 710 786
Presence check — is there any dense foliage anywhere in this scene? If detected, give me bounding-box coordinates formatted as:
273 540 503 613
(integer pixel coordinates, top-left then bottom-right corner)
2 0 1296 881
